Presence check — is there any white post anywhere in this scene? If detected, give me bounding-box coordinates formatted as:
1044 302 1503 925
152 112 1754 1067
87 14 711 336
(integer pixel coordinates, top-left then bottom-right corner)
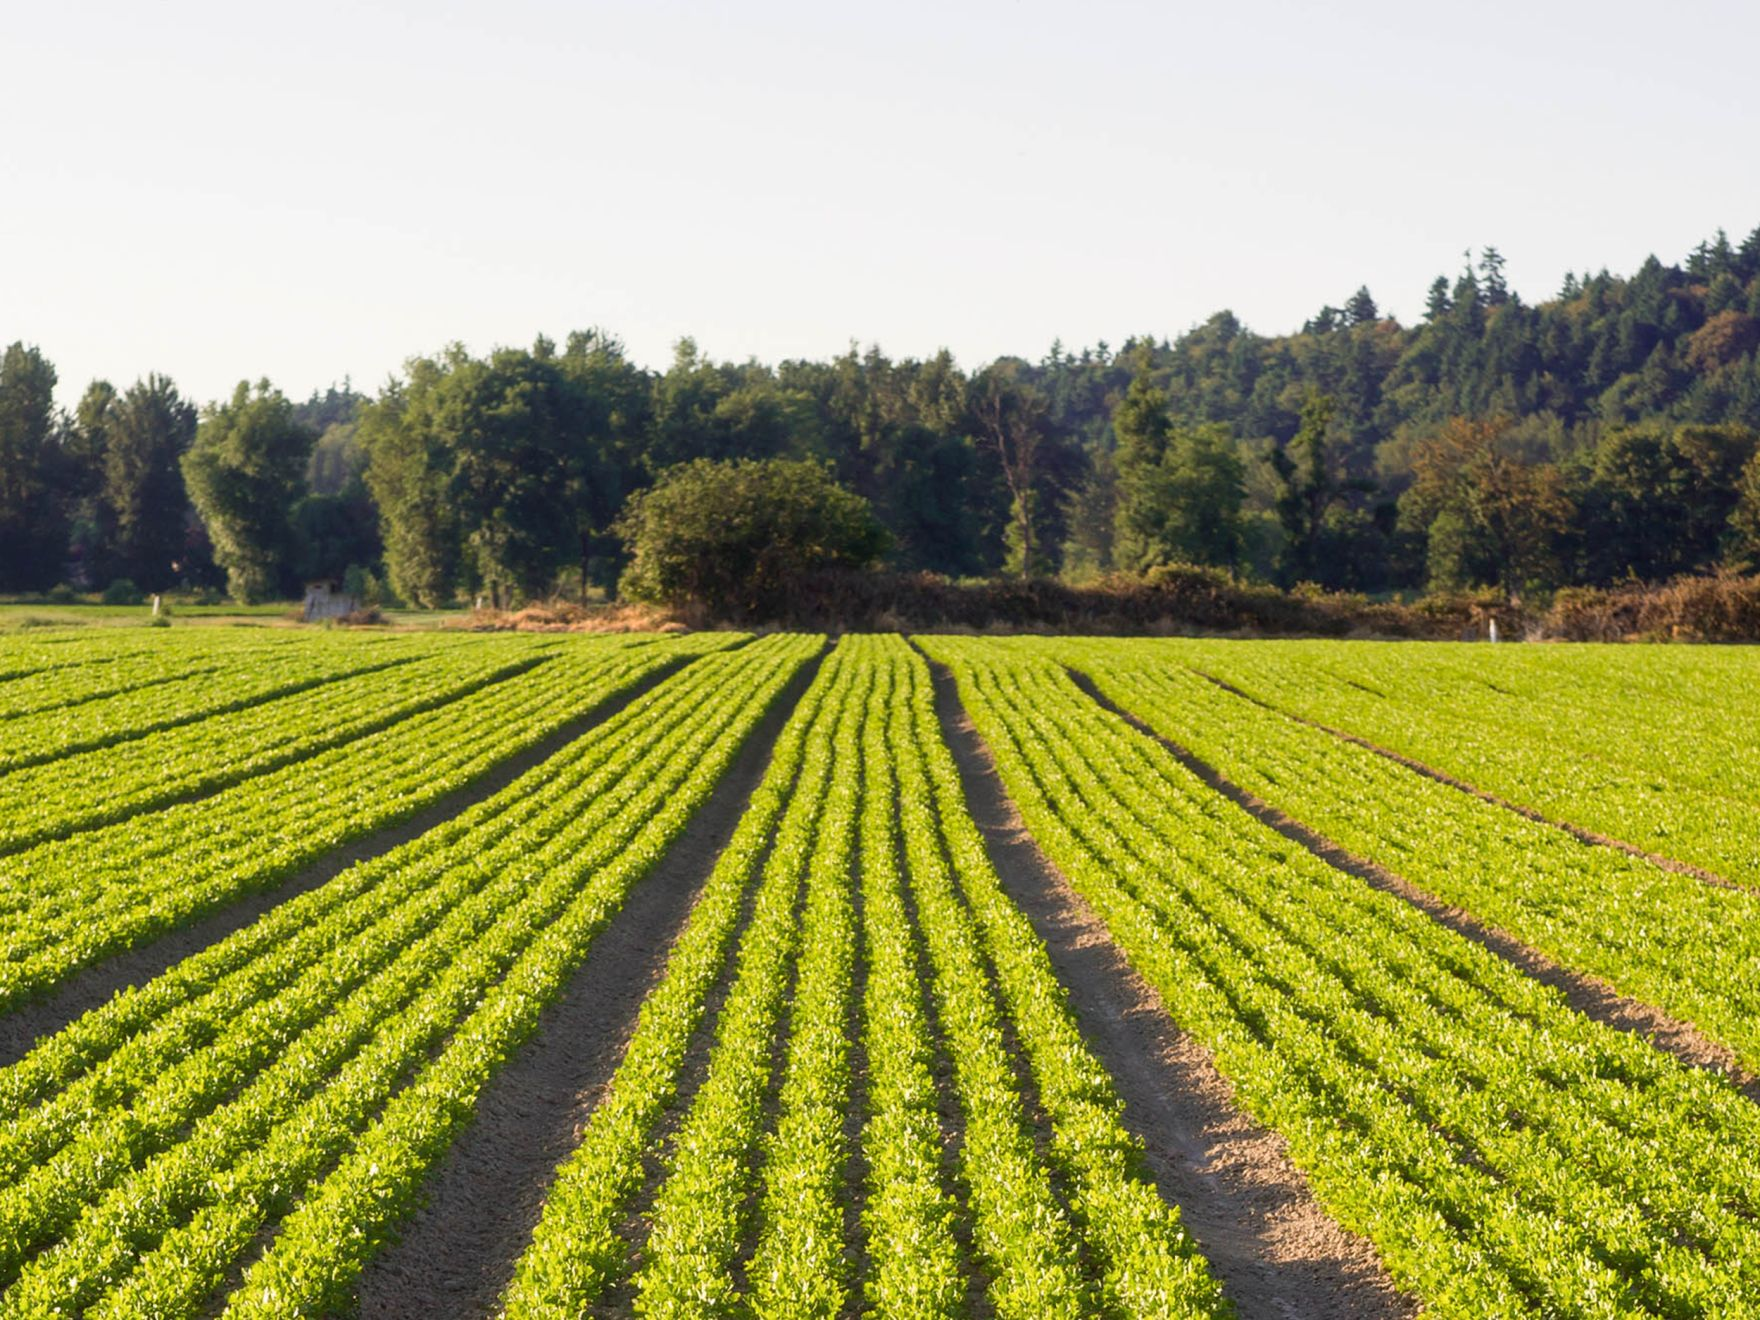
151 595 160 617
1488 617 1499 643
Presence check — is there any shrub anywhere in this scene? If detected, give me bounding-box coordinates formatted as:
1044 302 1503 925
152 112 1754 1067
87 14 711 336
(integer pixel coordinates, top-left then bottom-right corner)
615 458 889 619
102 578 144 606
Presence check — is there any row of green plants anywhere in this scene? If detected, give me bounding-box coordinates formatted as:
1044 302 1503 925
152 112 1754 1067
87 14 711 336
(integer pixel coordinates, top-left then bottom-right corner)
508 636 1228 1317
893 640 1228 1317
922 637 1760 1316
850 650 965 1317
720 646 863 1315
1041 639 1760 1076
219 635 819 1317
0 637 723 1012
0 635 553 854
0 632 423 776
628 645 869 1315
0 628 300 722
0 627 191 684
501 634 846 1316
1174 638 1760 884
893 640 1097 1318
0 635 817 1317
0 638 750 1185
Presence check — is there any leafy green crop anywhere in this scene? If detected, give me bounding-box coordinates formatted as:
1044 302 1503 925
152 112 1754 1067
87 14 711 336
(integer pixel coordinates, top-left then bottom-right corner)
1031 637 1760 1077
0 634 814 1317
1173 637 1760 884
920 636 1760 1315
0 635 728 1009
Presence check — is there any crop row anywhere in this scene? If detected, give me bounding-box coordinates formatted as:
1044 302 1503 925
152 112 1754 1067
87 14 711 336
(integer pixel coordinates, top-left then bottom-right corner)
850 652 964 1317
501 633 846 1317
922 636 1760 1316
893 641 1226 1318
0 634 730 1011
1172 638 1760 884
1032 638 1760 1077
0 629 306 722
628 640 870 1315
506 635 1225 1318
0 633 565 853
0 632 432 773
0 633 819 1318
0 630 179 684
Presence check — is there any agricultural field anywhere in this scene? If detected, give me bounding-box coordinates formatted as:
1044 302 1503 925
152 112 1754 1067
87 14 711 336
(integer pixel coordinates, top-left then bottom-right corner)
0 627 1755 1317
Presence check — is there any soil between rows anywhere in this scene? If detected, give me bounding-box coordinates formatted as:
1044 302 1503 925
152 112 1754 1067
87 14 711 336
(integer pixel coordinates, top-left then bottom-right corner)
355 651 820 1320
0 648 704 1069
1069 669 1760 1106
927 661 1417 1320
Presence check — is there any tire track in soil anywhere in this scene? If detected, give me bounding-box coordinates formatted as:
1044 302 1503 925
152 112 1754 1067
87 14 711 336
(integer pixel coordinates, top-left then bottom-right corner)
928 661 1417 1320
1186 665 1751 894
1069 669 1760 1107
0 646 712 1068
356 651 819 1320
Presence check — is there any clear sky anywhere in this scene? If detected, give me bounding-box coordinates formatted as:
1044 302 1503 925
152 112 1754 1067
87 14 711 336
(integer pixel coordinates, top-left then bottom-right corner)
7 0 1759 406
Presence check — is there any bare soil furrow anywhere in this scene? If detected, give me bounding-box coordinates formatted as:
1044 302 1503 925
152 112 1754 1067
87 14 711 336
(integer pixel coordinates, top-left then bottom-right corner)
932 662 1416 1320
355 650 815 1320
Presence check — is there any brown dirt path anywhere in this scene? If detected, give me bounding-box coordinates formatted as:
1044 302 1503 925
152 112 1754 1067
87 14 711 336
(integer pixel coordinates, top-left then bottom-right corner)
928 663 1417 1320
0 648 705 1069
1073 670 1760 1106
354 654 820 1320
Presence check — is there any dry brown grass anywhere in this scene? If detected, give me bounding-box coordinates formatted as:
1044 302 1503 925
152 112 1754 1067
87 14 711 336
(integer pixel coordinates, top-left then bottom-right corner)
455 599 694 634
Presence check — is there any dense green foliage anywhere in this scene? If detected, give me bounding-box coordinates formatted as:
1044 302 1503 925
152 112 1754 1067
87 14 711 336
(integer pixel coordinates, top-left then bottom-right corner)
615 456 889 616
9 225 1760 605
180 382 314 602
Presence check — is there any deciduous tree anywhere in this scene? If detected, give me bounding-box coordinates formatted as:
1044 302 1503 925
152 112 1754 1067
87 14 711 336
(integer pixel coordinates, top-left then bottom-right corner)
182 381 313 601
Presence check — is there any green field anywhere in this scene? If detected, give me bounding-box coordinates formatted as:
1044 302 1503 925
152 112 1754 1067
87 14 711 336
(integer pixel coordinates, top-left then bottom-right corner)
0 628 1754 1318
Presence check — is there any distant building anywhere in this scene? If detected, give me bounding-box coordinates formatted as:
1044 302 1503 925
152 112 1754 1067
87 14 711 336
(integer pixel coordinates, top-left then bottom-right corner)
302 580 358 622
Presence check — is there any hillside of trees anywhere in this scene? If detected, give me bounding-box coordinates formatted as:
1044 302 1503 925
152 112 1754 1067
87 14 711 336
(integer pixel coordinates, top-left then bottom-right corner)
5 225 1760 610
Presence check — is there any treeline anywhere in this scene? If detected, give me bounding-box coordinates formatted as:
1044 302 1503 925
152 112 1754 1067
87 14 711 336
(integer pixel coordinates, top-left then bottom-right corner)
5 224 1760 605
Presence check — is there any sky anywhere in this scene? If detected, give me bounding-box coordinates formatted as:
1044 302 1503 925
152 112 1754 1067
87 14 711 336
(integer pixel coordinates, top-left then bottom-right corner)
6 0 1760 406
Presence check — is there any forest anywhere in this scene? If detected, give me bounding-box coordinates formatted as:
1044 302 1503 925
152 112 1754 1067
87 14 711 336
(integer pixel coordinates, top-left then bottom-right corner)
4 224 1760 610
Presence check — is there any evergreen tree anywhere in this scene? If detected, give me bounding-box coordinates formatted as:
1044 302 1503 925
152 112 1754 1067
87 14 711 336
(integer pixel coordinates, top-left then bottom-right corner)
1267 394 1349 584
1480 246 1510 306
102 375 197 589
1425 275 1453 321
0 343 64 591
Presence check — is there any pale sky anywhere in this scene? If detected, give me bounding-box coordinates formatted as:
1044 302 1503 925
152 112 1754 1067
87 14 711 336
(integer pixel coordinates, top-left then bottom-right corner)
6 0 1759 406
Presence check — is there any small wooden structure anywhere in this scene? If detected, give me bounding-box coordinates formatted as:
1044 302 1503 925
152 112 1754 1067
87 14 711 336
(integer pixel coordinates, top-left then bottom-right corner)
302 580 358 623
